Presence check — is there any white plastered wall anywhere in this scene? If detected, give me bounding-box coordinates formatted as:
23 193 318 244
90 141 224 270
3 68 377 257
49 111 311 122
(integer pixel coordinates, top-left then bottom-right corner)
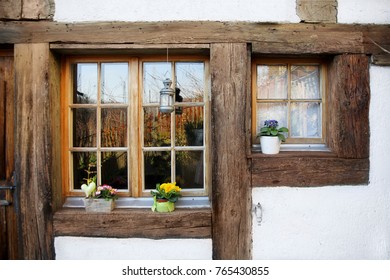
54 0 300 22
52 0 390 259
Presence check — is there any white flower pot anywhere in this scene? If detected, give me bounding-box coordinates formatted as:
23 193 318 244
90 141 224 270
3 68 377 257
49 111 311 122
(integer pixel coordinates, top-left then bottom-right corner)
260 136 281 154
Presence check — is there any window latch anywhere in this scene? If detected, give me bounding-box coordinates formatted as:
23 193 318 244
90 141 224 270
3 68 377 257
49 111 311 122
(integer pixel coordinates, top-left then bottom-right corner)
0 184 16 207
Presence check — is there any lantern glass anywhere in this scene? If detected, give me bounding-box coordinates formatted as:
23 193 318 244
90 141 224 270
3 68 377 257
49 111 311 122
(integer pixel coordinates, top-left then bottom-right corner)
159 78 175 113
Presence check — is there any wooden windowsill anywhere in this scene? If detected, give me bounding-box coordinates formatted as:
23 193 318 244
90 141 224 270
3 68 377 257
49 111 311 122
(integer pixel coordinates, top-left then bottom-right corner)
53 207 212 239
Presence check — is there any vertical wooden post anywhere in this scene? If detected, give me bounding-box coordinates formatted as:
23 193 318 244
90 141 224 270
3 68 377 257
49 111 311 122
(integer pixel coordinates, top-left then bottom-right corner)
210 43 252 259
14 43 54 259
327 54 370 159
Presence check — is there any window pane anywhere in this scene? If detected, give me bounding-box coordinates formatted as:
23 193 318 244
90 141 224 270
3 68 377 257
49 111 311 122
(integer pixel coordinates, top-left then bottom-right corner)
144 151 171 190
291 65 320 99
257 65 287 99
291 102 322 138
176 106 204 146
72 108 96 147
101 63 129 104
144 107 171 147
256 103 288 136
176 151 204 189
72 152 97 190
73 63 98 104
101 152 128 190
143 62 172 104
101 108 127 147
175 62 204 102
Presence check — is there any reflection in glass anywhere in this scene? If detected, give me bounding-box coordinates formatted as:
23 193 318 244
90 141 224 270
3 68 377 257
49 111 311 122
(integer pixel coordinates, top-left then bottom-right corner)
256 103 287 135
101 152 128 189
175 62 204 102
291 102 321 138
291 65 320 99
257 65 288 99
101 63 129 103
176 107 204 146
72 108 96 147
143 62 172 104
73 63 98 104
72 152 97 190
176 151 204 189
101 108 127 147
144 151 171 189
144 107 171 147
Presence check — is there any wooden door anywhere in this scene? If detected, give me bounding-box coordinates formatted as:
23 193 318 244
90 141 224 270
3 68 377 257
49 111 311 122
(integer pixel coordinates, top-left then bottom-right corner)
0 49 18 260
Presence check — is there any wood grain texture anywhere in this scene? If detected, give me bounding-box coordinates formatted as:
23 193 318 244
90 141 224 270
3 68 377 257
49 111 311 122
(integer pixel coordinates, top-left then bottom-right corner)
252 155 369 187
0 51 18 259
14 43 54 259
327 54 370 159
211 43 252 259
0 21 389 60
53 208 212 239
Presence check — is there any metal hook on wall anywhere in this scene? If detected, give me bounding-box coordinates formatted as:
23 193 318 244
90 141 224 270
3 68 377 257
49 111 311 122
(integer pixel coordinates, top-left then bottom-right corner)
253 202 263 226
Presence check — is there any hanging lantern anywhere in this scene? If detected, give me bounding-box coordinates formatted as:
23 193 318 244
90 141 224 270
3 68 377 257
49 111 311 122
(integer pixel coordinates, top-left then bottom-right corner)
159 78 175 113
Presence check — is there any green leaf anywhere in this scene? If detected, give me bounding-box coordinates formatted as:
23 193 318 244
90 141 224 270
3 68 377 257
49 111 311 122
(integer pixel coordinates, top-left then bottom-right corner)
278 127 289 133
278 134 286 142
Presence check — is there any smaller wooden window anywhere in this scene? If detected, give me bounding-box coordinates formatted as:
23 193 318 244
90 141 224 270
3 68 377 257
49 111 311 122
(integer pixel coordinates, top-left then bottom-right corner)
252 58 327 149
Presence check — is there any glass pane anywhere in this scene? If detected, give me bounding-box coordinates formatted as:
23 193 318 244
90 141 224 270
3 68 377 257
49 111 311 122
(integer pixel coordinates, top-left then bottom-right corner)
175 62 204 102
144 151 171 190
143 62 172 104
176 106 204 146
101 152 128 190
101 108 127 147
291 65 320 99
291 102 322 138
176 151 204 189
72 152 97 190
101 63 129 103
256 103 288 136
73 63 98 104
257 65 288 99
72 108 96 147
144 107 171 147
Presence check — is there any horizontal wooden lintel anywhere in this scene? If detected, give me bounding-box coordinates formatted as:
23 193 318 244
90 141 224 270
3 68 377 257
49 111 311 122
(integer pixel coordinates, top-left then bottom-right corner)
0 21 389 56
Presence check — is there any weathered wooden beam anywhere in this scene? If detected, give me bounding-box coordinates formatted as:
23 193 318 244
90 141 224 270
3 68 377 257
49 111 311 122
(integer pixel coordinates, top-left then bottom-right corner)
14 43 54 259
211 43 252 260
252 155 369 187
0 21 389 57
54 208 212 239
327 54 370 159
0 50 18 259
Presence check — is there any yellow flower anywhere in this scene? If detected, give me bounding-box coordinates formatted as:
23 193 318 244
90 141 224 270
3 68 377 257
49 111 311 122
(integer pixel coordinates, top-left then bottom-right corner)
160 182 181 193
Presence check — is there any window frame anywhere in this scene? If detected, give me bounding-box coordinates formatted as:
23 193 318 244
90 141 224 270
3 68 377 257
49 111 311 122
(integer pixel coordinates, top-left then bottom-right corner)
251 57 328 151
61 55 211 200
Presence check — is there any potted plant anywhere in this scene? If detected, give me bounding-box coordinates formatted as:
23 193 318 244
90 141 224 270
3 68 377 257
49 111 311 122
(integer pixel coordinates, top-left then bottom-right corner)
257 119 289 154
82 182 118 213
151 182 182 212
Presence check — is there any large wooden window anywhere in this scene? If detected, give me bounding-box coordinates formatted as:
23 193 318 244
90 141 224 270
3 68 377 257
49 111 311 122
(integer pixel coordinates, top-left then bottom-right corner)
252 58 327 149
62 56 210 198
